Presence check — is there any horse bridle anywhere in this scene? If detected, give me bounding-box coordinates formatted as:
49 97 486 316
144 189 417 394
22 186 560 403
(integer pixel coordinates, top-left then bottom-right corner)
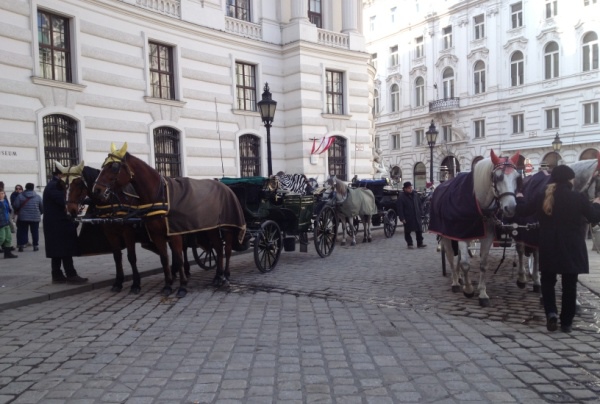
94 153 135 200
491 160 520 205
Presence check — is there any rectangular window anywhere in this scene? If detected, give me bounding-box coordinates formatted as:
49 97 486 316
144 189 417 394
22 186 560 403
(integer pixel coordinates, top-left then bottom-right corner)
38 10 72 82
391 7 396 23
391 134 400 149
326 70 344 115
235 62 256 111
415 129 424 146
308 0 322 28
545 108 559 129
545 0 557 18
512 114 524 133
226 0 251 21
474 120 485 138
370 53 378 70
442 125 452 142
443 26 453 49
584 102 599 124
149 42 175 100
474 14 485 40
375 136 380 150
370 16 376 32
415 36 424 58
390 45 399 66
511 2 523 29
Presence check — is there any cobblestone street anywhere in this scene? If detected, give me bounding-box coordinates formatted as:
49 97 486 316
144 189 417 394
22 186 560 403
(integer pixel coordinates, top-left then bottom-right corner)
1 231 600 403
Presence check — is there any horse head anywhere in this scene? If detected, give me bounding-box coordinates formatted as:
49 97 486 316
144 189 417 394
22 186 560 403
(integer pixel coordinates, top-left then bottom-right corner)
93 142 133 202
325 175 348 204
489 149 521 218
66 166 101 218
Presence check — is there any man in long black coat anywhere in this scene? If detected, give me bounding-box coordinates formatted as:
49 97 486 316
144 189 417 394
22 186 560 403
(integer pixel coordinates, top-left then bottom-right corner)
43 166 88 284
396 181 426 249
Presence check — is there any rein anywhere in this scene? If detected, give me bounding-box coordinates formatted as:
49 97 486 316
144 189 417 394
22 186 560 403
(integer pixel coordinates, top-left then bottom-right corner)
491 160 519 204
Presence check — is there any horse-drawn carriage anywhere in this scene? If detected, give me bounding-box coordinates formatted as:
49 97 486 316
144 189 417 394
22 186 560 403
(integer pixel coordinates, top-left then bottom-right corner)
352 179 399 238
217 176 338 273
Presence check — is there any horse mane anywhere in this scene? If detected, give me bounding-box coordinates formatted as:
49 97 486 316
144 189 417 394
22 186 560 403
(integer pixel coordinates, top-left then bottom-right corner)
472 158 494 204
82 166 100 187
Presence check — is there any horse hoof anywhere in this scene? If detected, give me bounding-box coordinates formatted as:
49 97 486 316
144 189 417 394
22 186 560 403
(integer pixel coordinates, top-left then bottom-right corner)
351 241 356 246
185 269 191 277
451 285 461 293
363 238 367 243
464 291 475 299
176 288 187 298
130 286 141 294
479 298 490 307
341 241 346 246
111 285 123 293
533 284 541 293
516 281 526 289
368 238 372 243
162 286 172 296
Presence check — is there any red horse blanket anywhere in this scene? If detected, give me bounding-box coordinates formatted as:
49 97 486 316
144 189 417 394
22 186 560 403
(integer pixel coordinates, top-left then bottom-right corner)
165 178 246 242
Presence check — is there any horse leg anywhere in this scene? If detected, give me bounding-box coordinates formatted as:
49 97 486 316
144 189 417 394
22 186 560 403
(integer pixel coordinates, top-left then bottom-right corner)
150 230 173 296
458 241 475 299
223 232 233 283
105 226 125 293
515 241 528 289
124 227 141 294
474 235 495 307
338 214 347 246
442 238 461 293
212 232 227 287
169 236 187 298
530 248 541 293
349 216 357 246
182 245 191 277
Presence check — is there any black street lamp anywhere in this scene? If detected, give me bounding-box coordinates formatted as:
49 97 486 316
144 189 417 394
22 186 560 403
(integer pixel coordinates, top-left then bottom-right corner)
425 120 438 184
552 132 562 152
257 83 277 176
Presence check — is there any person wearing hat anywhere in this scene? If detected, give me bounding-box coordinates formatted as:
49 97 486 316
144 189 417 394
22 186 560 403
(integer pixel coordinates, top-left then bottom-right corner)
516 164 600 333
42 164 88 284
396 181 427 249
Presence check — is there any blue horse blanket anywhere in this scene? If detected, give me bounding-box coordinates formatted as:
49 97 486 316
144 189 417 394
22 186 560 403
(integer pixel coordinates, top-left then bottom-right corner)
428 172 486 240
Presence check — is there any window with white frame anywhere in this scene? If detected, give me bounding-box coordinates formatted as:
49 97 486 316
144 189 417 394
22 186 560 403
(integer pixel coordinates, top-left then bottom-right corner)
226 0 251 21
373 89 379 116
390 84 400 112
390 45 399 66
511 51 524 86
415 129 424 146
512 114 524 133
415 77 424 107
370 53 378 70
511 2 523 29
149 42 175 100
545 0 557 18
391 133 400 149
415 36 424 58
474 120 485 138
235 62 256 111
370 16 376 32
391 7 397 23
583 32 599 72
442 26 453 49
544 41 559 79
584 102 599 124
308 0 322 28
326 70 344 115
38 9 72 82
474 61 486 94
545 108 559 129
442 68 454 98
474 14 485 40
374 136 380 150
442 125 452 142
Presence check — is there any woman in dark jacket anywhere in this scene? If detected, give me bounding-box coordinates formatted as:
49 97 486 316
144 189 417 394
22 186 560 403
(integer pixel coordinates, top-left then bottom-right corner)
516 165 600 333
42 168 87 284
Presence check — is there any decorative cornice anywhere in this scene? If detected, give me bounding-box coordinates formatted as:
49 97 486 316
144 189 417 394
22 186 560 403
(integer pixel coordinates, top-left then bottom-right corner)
503 37 528 52
467 47 489 61
536 27 560 43
486 7 498 17
435 54 459 69
409 65 427 78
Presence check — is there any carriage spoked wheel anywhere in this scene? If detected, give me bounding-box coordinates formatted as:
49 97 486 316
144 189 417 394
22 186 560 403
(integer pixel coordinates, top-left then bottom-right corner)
192 246 218 270
383 209 397 238
254 220 282 273
314 206 337 258
421 213 430 232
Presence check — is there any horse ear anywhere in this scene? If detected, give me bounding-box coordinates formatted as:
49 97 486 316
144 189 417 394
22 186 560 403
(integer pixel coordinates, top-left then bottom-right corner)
490 149 500 165
117 142 128 158
54 160 68 174
509 152 520 166
110 143 117 153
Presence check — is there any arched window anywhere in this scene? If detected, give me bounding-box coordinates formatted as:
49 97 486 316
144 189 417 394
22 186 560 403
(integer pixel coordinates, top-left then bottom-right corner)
153 127 181 177
239 134 261 177
544 41 559 79
474 61 486 94
328 136 347 180
442 68 454 99
390 84 400 112
373 89 379 116
471 156 484 172
413 162 426 191
583 32 599 72
390 165 402 184
580 148 599 160
415 77 424 107
43 114 79 183
441 156 460 181
542 151 561 170
511 51 524 86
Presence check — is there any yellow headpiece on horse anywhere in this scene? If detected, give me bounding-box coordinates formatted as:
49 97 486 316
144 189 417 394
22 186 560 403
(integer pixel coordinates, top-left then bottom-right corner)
54 160 85 184
103 142 128 166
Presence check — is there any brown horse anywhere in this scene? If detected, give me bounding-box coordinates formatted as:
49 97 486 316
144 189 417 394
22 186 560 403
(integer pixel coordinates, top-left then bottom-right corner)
91 143 246 298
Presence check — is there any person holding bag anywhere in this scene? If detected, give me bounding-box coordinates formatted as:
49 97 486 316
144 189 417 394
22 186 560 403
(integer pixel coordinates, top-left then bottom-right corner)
0 189 18 258
13 183 43 252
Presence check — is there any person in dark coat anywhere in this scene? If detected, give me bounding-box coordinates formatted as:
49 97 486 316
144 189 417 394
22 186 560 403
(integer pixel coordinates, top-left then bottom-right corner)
13 183 43 252
43 166 88 284
396 181 426 249
516 165 600 333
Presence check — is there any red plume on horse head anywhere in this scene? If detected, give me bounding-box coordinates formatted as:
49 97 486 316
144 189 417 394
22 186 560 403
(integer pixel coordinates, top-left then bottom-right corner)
490 149 520 167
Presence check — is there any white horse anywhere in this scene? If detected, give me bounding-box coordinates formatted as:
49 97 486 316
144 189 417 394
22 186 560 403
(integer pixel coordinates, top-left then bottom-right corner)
325 176 377 246
430 150 521 307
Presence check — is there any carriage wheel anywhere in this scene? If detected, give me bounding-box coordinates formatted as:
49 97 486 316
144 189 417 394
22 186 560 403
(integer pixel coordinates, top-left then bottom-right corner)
383 209 397 238
254 220 282 273
192 246 218 270
314 206 337 258
422 213 430 232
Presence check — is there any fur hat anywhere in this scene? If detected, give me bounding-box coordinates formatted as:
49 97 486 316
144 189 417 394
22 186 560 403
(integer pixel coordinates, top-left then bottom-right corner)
403 181 412 188
550 165 575 184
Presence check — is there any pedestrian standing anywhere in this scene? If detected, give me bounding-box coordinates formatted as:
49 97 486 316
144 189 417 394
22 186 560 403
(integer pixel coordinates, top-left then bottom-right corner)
0 189 18 258
396 181 427 249
43 165 87 284
9 185 23 236
13 183 43 252
516 165 600 333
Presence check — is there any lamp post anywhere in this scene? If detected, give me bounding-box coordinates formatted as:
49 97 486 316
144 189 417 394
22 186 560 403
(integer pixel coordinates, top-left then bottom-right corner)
257 82 277 176
425 120 438 184
552 132 562 152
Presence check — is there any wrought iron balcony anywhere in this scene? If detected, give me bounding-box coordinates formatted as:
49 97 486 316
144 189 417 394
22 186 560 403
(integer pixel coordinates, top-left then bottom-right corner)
429 97 460 113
